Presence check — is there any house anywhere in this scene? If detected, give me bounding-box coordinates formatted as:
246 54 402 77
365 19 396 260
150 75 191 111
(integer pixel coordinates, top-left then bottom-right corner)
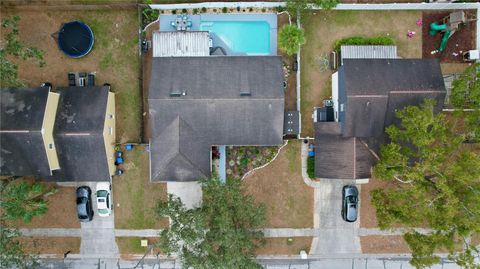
0 85 116 182
0 86 60 177
314 59 446 180
148 56 284 182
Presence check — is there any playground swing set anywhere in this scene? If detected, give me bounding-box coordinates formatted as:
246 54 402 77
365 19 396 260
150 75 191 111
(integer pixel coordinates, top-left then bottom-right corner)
429 11 478 61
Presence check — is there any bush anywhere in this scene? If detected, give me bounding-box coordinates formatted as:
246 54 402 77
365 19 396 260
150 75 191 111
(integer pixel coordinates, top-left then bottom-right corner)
307 156 315 179
201 7 207 12
172 10 177 14
278 25 306 56
222 7 228 13
334 36 395 53
249 7 253 12
181 8 187 14
261 8 266 12
193 8 199 14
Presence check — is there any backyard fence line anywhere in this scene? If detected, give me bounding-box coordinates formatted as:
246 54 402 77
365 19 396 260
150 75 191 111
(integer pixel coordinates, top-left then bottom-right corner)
150 2 479 10
1 3 138 11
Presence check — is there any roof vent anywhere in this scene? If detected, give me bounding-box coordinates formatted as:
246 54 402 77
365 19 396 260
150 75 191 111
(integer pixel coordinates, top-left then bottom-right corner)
170 90 187 97
240 91 251 97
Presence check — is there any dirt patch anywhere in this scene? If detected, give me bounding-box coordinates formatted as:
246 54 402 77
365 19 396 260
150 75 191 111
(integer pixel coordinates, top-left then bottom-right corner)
301 10 422 137
9 185 80 229
1 8 141 142
257 237 312 255
116 237 163 255
360 235 410 254
113 147 168 229
422 11 476 63
243 141 314 228
18 237 81 256
441 63 473 75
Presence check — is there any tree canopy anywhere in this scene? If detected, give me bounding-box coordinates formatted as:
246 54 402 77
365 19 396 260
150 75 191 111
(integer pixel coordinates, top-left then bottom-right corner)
278 25 306 56
286 0 339 15
372 99 480 268
155 179 266 269
0 15 45 88
450 63 480 142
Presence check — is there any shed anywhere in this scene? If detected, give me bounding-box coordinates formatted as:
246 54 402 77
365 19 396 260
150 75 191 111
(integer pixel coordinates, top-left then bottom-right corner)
340 45 397 65
284 111 299 135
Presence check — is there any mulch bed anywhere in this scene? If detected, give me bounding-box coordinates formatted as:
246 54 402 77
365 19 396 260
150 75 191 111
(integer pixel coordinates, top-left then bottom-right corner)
422 10 476 63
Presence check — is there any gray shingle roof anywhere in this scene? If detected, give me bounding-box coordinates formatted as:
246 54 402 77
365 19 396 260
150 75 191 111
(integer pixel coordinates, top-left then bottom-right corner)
0 87 51 177
314 59 446 179
314 123 374 179
149 56 284 182
341 59 446 138
50 86 111 182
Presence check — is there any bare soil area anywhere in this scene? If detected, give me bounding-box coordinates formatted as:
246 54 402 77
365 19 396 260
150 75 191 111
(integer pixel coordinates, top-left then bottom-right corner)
113 147 168 229
301 10 422 137
1 8 142 142
18 237 81 256
243 141 314 228
422 11 476 63
10 185 80 229
360 235 410 254
257 237 312 255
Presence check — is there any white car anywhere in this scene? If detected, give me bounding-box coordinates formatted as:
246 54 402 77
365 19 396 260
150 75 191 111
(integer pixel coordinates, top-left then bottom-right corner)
96 182 112 217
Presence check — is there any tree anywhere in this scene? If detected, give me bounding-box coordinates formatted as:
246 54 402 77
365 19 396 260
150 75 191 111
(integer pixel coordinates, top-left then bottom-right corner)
155 179 266 269
372 99 480 268
0 226 39 269
313 0 339 10
285 0 338 15
278 25 306 56
0 178 50 224
450 63 480 142
0 16 45 88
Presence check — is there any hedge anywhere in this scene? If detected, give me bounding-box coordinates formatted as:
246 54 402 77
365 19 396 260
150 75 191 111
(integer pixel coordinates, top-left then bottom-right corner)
307 156 315 179
334 36 395 53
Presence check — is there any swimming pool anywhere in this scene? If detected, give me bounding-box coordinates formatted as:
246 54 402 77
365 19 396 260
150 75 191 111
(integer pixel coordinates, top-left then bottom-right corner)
200 21 270 55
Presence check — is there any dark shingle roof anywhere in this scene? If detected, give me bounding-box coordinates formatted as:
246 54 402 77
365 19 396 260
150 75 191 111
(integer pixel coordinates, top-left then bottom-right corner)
314 59 446 179
314 123 374 179
149 56 284 182
0 87 51 177
50 86 110 181
341 59 446 138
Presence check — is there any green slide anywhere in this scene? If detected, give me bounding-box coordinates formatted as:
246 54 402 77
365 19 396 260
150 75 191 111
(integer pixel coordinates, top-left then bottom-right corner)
439 30 451 52
429 22 446 36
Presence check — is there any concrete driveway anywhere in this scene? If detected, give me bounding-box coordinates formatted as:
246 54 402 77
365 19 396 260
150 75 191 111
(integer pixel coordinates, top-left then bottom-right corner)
310 179 362 255
78 182 119 258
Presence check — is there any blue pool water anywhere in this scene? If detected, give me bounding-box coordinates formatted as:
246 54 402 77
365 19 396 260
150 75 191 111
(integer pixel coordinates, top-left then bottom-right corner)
200 21 270 55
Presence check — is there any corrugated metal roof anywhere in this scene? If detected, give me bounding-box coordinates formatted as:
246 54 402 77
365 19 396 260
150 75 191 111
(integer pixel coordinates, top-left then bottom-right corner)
340 45 397 64
153 31 211 57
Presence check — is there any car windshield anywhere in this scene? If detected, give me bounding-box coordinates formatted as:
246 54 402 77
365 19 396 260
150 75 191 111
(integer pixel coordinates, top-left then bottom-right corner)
97 190 108 197
348 196 357 203
76 197 87 204
98 208 109 214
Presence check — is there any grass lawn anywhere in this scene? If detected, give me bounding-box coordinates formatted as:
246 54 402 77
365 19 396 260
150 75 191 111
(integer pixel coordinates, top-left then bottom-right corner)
243 141 314 228
113 147 168 229
116 237 162 255
300 10 423 137
3 8 141 142
18 237 81 255
256 237 312 256
360 235 410 254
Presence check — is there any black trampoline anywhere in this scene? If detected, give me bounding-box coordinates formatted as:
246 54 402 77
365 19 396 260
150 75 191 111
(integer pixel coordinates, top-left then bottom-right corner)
58 21 94 58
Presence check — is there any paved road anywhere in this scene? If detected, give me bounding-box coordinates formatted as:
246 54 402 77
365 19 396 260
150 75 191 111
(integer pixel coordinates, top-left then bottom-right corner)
79 182 119 258
36 256 464 269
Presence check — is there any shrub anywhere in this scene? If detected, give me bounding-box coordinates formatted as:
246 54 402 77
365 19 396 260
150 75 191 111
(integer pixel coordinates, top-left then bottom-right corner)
171 10 177 14
181 8 187 14
278 25 306 56
275 6 286 12
213 8 217 12
201 7 207 12
261 8 266 12
193 8 198 14
307 156 315 179
334 36 395 53
249 7 253 12
222 7 228 13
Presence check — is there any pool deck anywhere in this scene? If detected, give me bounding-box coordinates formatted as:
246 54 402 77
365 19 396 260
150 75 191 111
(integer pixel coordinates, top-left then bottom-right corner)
159 13 277 56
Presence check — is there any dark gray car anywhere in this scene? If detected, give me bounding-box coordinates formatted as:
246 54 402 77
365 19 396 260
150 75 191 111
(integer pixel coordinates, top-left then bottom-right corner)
342 185 358 222
76 186 93 222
